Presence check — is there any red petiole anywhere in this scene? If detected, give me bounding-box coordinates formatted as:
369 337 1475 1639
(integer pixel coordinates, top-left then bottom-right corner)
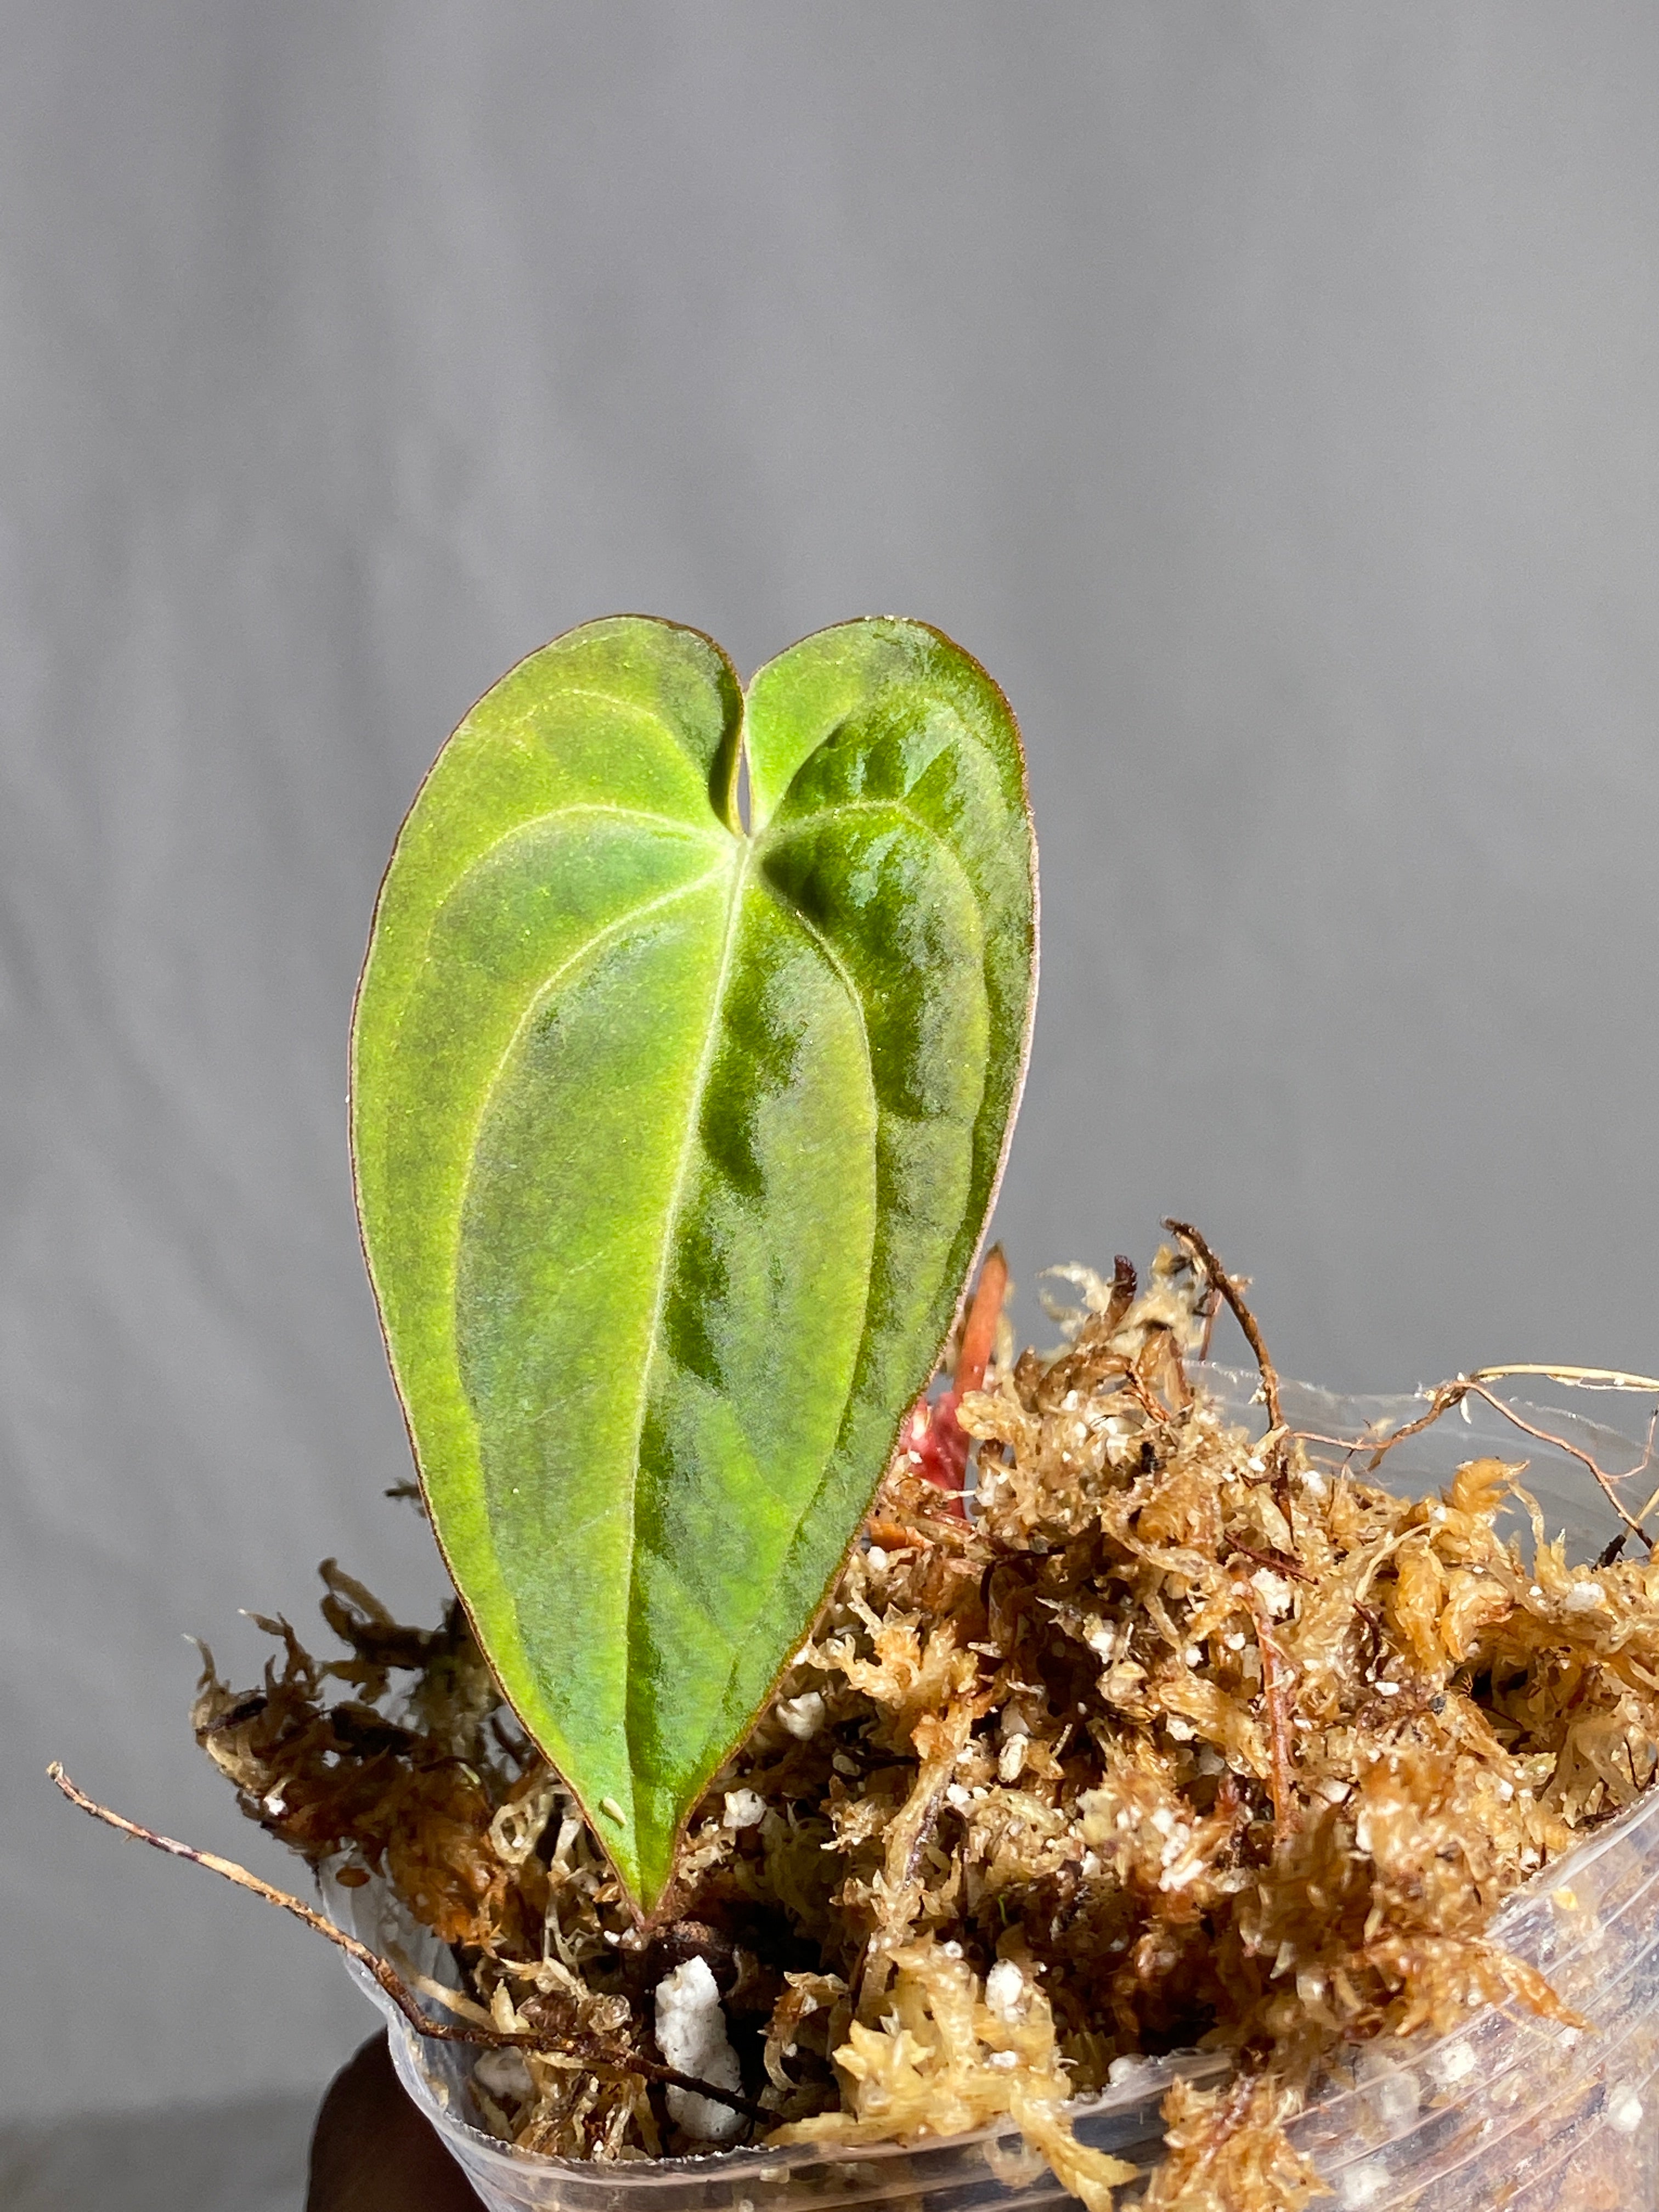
905 1245 1008 1519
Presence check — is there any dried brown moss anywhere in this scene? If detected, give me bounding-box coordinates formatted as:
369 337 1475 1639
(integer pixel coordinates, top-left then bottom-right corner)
196 1243 1659 2209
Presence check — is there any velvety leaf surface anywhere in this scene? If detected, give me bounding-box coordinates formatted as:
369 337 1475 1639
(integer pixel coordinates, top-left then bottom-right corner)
351 616 1036 1910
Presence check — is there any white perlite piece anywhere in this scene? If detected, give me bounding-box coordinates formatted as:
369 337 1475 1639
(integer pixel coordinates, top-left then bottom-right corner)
1426 2036 1477 2089
984 1959 1026 2019
473 2047 534 2103
653 1956 744 2143
1608 2086 1645 2134
775 1690 825 1740
722 1787 767 1829
1335 2159 1389 2209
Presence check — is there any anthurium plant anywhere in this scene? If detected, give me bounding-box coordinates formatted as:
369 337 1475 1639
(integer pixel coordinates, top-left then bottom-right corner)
349 615 1038 1915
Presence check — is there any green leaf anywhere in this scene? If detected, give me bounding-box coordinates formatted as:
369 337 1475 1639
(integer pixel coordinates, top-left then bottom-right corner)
351 615 1036 1912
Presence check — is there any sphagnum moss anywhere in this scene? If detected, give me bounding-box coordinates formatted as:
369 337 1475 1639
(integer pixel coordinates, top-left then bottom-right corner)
188 1239 1659 2210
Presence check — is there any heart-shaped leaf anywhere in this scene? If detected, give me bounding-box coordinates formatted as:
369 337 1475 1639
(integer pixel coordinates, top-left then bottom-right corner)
351 616 1036 1912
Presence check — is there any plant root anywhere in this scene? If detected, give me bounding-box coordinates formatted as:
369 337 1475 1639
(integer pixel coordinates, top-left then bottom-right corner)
46 1764 769 2124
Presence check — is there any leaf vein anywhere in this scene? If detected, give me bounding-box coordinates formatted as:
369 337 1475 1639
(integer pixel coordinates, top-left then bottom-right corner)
757 793 960 856
437 866 731 1397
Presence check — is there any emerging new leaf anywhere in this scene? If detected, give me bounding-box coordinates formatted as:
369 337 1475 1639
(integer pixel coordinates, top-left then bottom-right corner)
351 616 1037 1911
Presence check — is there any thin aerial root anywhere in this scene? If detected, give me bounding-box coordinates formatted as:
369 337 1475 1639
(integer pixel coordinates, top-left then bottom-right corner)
1629 1418 1659 1527
1460 1382 1655 1545
45 1764 769 2123
1300 1372 1659 1547
1360 1387 1465 1470
1471 1364 1659 1395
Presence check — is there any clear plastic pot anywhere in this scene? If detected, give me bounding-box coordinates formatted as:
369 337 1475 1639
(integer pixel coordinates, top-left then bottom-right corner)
332 1371 1659 2209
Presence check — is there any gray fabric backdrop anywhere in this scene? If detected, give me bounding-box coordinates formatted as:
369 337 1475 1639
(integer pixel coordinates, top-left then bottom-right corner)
6 0 1659 2126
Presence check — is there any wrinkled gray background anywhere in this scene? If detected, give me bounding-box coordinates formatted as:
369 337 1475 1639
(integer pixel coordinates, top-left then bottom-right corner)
6 0 1659 2152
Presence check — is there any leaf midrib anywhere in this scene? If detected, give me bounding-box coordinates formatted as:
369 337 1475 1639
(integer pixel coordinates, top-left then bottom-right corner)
618 832 756 1833
686 866 883 1752
692 800 997 1745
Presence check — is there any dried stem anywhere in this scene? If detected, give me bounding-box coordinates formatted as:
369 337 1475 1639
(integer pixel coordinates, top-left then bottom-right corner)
1195 1281 1223 1364
1167 1219 1295 1531
1204 2067 1262 2159
47 1765 769 2125
1235 1585 1299 1844
1102 1254 1138 1335
1165 1221 1284 1436
1228 1543 1315 1589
